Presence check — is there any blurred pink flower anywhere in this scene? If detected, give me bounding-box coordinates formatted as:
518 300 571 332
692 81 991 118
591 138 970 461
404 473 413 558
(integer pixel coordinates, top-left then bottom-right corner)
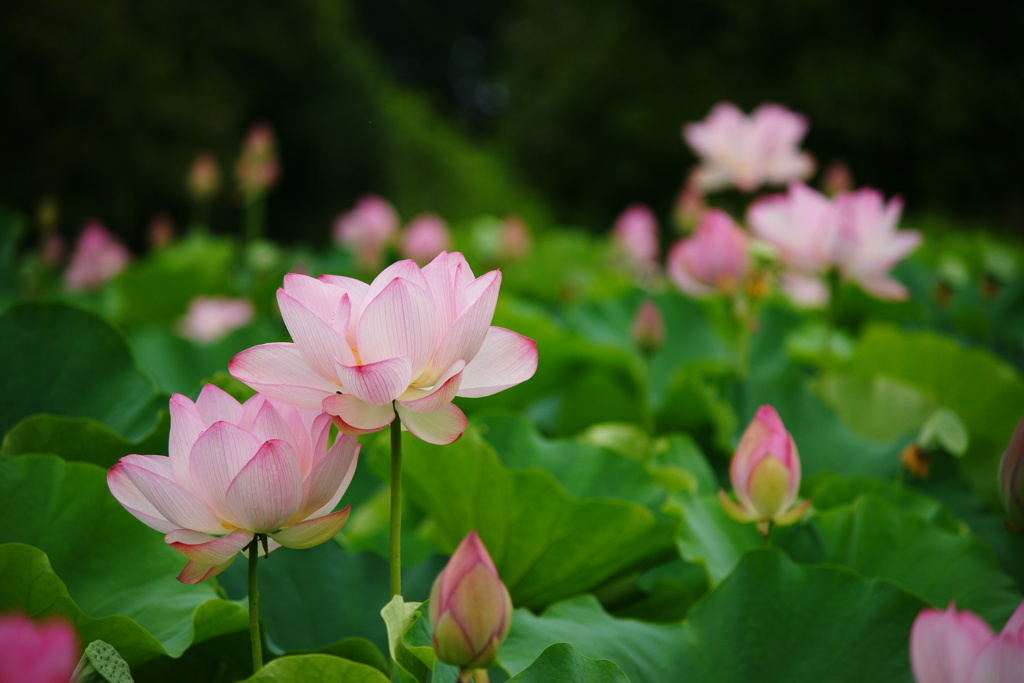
333 194 400 271
683 102 815 193
719 405 809 534
910 602 1024 683
499 215 531 261
0 613 80 683
834 187 921 300
230 252 538 445
632 299 666 354
612 204 660 272
429 531 513 671
179 296 255 344
236 123 280 198
108 385 359 584
673 177 706 234
667 209 750 298
64 221 130 291
187 152 221 201
401 213 451 264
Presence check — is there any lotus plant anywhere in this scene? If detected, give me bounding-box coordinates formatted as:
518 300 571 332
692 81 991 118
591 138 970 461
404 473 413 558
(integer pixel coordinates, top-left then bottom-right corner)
719 405 810 534
910 601 1024 683
333 194 400 272
108 384 360 671
230 251 537 597
401 213 451 265
632 299 666 355
64 222 130 292
612 204 660 279
667 208 751 298
429 531 513 683
683 102 815 193
0 612 80 683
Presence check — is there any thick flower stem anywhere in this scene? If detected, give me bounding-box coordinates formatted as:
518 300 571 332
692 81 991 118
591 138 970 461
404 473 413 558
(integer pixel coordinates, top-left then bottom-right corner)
247 534 265 673
390 412 403 598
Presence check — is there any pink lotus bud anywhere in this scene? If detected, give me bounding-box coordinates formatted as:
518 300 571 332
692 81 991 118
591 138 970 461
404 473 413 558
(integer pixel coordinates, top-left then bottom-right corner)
178 296 255 344
910 601 1024 683
332 194 400 271
499 215 531 261
667 209 750 298
64 221 130 291
683 102 815 193
186 152 222 200
632 299 665 354
999 415 1024 533
613 204 660 266
0 612 80 683
429 531 513 672
719 405 809 534
822 159 853 196
401 213 451 264
235 123 280 198
673 177 706 234
148 213 176 249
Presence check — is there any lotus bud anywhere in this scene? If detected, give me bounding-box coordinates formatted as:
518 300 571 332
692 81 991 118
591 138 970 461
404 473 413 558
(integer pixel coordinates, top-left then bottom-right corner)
719 405 810 534
632 299 665 355
186 152 221 201
401 213 451 264
612 204 660 268
429 531 513 676
499 215 531 261
0 612 80 683
821 160 853 196
999 414 1024 533
235 123 280 199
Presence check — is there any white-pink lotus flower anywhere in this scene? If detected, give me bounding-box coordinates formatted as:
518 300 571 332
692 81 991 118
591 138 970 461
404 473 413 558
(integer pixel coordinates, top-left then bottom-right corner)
683 102 815 193
834 187 921 300
108 384 359 584
667 209 750 298
178 295 255 344
229 252 538 445
333 194 400 271
612 204 660 266
401 213 451 264
910 602 1024 683
719 405 810 534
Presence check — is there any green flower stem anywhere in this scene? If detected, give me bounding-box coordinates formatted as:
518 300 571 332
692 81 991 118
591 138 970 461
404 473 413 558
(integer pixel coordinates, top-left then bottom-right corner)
247 534 265 673
390 411 403 598
244 194 266 243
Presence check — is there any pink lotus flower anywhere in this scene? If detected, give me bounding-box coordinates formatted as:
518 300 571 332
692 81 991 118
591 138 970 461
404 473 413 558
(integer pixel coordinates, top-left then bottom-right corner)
333 195 400 271
683 102 815 193
429 531 513 671
230 252 538 445
499 215 531 261
186 152 221 200
834 187 921 300
235 123 280 198
612 204 660 266
0 613 80 683
178 296 255 344
910 602 1024 683
632 299 666 354
667 209 750 298
999 415 1024 533
64 222 130 291
719 405 810 534
401 213 451 264
108 384 359 584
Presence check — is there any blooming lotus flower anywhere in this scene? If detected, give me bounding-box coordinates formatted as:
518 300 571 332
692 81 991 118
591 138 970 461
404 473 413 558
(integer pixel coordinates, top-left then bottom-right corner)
612 204 660 267
333 195 400 271
429 531 513 672
401 213 451 264
683 102 815 193
236 123 280 198
179 295 255 344
64 221 130 291
834 188 921 300
0 613 79 683
999 415 1024 533
230 252 538 445
719 405 810 534
667 209 750 298
108 384 359 584
632 299 665 354
910 602 1024 683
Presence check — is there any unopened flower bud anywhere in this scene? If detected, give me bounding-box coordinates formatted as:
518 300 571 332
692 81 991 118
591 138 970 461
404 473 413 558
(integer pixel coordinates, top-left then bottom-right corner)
186 152 221 201
632 299 665 355
719 405 810 534
429 531 513 672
